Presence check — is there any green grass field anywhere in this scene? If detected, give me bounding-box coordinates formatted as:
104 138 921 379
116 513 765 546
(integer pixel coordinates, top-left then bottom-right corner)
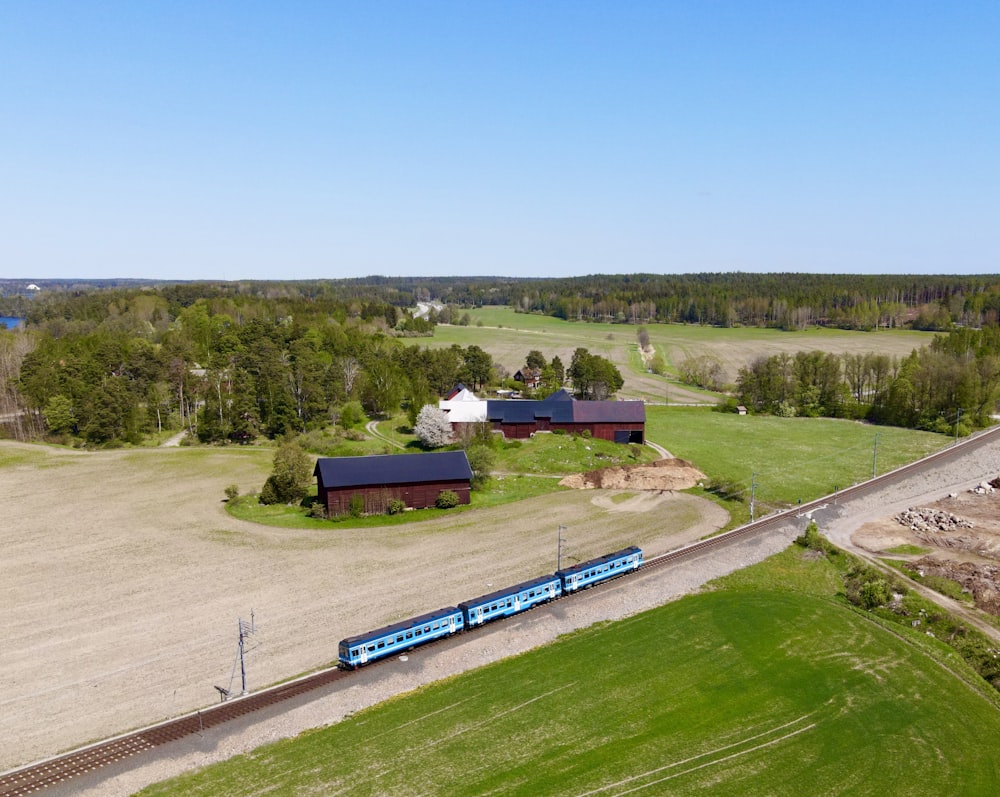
646 406 947 512
429 307 935 401
138 546 1000 796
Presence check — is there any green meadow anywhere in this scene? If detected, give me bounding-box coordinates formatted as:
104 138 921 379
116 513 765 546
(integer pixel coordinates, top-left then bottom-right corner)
646 406 947 511
138 546 1000 796
429 306 935 402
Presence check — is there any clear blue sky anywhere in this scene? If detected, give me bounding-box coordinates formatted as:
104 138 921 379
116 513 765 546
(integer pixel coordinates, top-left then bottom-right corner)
2 1 998 280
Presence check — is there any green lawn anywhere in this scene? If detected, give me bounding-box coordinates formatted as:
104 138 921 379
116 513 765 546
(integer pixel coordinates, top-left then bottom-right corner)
491 432 656 474
645 405 947 510
138 547 1000 796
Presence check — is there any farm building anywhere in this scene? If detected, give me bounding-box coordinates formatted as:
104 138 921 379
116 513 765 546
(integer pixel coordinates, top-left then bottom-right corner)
513 368 542 389
313 451 473 515
486 389 645 443
439 384 487 426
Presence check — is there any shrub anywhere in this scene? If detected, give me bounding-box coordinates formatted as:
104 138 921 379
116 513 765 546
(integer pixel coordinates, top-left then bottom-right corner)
794 521 831 554
224 484 240 501
714 397 741 414
260 440 312 504
349 493 365 517
339 401 366 429
308 501 327 519
466 445 495 489
259 477 279 505
579 428 592 439
387 498 406 515
435 490 459 509
860 578 893 610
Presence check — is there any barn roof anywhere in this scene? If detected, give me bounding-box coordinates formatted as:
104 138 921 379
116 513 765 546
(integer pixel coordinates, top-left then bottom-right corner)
571 400 645 423
543 388 574 402
486 391 645 425
314 451 472 489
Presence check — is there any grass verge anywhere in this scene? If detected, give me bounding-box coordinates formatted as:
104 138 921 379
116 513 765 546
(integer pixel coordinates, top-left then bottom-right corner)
138 544 1000 796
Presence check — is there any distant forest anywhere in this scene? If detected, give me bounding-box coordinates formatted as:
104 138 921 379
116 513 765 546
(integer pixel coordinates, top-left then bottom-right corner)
5 272 1000 330
1 273 1000 446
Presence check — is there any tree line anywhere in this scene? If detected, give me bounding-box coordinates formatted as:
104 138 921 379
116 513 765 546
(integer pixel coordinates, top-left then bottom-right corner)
0 286 622 446
734 326 1000 433
7 272 1000 332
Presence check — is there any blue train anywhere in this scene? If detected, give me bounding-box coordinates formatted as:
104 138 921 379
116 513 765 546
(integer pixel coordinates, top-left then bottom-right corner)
338 546 643 669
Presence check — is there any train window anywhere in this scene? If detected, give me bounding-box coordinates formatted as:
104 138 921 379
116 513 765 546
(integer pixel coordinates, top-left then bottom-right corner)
397 634 404 642
425 625 431 632
528 591 535 598
507 599 513 607
406 632 413 639
432 623 439 630
377 642 385 649
367 645 375 652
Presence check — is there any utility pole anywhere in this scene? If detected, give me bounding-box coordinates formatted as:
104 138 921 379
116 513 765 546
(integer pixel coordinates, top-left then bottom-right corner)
955 408 962 444
557 525 566 571
872 431 879 479
749 473 756 523
238 611 255 696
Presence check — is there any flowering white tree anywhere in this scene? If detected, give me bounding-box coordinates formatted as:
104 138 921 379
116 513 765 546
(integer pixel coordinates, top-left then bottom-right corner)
414 405 453 448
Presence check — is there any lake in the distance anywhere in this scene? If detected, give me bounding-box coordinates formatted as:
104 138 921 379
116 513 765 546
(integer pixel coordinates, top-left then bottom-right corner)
0 316 25 329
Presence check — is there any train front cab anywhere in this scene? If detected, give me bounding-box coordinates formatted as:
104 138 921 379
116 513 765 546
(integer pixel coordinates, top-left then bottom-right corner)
338 607 464 669
557 547 643 593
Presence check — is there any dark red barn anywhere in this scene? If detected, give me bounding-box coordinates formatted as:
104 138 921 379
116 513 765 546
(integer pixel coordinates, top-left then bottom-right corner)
313 451 473 515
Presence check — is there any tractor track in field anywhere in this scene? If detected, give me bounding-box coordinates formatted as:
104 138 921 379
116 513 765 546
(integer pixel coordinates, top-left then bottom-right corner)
5 425 1000 796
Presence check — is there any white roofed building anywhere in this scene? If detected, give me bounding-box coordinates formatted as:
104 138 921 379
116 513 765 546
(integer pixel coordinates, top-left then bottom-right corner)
439 385 487 425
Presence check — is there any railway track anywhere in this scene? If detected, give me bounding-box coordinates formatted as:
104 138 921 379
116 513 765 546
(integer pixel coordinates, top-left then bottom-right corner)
4 424 1000 796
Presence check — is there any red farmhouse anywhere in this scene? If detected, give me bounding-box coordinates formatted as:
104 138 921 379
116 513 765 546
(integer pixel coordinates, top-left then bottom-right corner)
486 389 645 443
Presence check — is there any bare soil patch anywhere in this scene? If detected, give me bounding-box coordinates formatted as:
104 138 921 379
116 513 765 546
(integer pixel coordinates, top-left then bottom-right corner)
852 484 1000 616
559 457 706 491
0 441 727 771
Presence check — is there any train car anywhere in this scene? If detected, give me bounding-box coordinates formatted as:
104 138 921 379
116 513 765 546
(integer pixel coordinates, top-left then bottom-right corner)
338 606 464 669
555 546 643 593
459 574 562 628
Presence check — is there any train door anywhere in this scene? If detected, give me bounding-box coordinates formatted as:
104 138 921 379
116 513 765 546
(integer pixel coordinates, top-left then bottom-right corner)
514 593 522 611
449 614 458 634
360 645 369 665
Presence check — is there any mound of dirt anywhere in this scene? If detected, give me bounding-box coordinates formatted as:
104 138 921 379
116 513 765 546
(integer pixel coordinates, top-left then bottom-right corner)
560 457 706 491
907 557 1000 615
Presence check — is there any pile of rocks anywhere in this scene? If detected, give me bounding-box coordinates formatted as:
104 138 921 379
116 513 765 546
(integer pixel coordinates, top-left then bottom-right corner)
895 507 975 534
970 480 997 495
